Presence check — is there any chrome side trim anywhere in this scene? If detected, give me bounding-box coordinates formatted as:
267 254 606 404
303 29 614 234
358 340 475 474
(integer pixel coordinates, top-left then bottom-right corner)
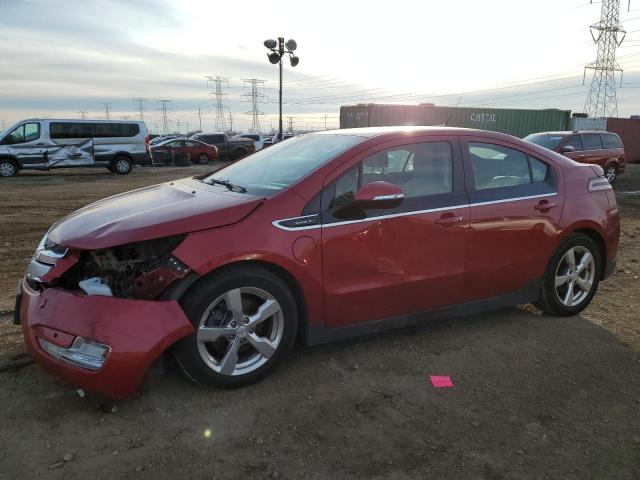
372 193 404 201
272 214 322 232
468 192 556 208
271 192 558 231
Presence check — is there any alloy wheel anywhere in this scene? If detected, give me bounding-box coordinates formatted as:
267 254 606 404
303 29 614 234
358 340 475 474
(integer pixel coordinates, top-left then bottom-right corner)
0 162 16 177
554 246 596 307
199 154 209 164
115 158 130 174
196 287 284 376
605 166 617 183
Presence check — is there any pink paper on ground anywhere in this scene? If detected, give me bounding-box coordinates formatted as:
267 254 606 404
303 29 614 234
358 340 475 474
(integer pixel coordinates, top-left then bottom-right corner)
430 375 454 388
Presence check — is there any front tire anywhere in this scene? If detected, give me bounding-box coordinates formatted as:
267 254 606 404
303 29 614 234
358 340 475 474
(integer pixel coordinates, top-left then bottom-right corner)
605 164 618 184
232 148 246 160
198 153 209 165
111 156 132 175
173 266 298 388
0 159 18 177
537 233 601 316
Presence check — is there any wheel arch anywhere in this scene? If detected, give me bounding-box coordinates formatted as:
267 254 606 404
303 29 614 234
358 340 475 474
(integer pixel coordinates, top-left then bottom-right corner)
170 259 309 343
559 226 607 279
0 155 20 168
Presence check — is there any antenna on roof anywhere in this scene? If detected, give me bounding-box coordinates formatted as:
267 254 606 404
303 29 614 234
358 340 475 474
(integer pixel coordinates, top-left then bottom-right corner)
443 96 463 126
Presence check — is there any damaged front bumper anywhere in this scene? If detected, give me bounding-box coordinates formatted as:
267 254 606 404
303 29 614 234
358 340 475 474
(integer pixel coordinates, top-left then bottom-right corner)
18 280 194 398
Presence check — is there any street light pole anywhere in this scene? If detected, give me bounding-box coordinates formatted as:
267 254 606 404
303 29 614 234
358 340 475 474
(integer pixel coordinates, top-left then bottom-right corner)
264 37 299 142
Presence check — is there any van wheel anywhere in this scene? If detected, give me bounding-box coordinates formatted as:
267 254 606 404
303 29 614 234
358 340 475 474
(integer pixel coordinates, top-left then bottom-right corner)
173 266 298 388
0 159 18 177
604 164 618 184
232 149 246 160
111 156 132 175
536 233 601 317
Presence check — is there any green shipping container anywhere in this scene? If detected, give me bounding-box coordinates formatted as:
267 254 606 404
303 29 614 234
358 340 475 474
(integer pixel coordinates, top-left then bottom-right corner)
340 104 571 138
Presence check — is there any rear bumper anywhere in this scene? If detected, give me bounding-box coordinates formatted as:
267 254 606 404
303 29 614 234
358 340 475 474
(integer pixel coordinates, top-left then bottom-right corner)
18 281 193 398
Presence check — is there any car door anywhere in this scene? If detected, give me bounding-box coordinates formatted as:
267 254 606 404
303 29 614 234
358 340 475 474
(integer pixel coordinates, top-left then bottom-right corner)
3 122 47 167
461 136 564 301
47 122 94 167
579 133 607 168
320 137 470 328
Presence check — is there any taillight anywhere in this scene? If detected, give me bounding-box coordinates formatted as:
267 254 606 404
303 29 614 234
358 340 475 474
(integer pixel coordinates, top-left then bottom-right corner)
588 177 611 192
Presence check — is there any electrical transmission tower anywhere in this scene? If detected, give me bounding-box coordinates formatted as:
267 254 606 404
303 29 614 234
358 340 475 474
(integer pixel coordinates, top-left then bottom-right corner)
102 103 112 120
583 0 627 117
206 76 229 132
242 79 267 134
78 110 87 120
132 98 147 120
158 100 171 135
286 116 295 133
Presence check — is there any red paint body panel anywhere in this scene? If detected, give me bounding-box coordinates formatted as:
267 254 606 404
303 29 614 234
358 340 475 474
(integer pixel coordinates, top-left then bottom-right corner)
47 178 263 249
21 284 193 398
18 126 621 398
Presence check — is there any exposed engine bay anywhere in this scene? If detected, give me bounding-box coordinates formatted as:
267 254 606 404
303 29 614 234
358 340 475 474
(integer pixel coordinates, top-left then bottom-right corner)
58 235 189 299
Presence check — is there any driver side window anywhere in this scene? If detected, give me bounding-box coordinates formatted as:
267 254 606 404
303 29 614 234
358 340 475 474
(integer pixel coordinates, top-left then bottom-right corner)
4 123 40 145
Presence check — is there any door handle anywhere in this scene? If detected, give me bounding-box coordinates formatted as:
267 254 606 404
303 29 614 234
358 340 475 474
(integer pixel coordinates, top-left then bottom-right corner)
534 200 557 211
35 143 45 146
435 213 464 227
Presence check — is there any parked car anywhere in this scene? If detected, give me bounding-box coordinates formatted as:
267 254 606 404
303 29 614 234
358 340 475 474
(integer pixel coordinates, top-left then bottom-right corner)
231 133 265 151
524 130 625 183
151 138 218 164
189 132 255 160
17 126 619 398
0 119 150 177
149 135 182 147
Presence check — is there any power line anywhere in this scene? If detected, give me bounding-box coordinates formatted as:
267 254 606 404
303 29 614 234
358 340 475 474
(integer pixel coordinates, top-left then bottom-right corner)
101 103 111 120
584 0 628 116
157 100 171 135
242 78 267 134
206 76 229 132
132 98 147 120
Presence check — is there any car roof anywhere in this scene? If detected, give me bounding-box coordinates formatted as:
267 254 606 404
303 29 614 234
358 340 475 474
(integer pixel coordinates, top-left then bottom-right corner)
21 118 144 124
311 126 507 138
531 131 613 135
194 132 226 135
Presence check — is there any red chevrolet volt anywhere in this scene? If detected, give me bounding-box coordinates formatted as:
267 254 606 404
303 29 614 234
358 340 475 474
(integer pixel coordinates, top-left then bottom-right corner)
16 127 620 398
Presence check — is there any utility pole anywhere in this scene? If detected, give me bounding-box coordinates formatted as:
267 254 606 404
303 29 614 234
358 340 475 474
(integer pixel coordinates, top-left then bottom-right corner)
158 100 171 135
227 107 234 135
177 119 181 134
132 98 147 120
206 76 229 132
263 37 299 141
78 111 87 120
583 0 627 117
121 115 130 120
102 103 112 120
186 121 189 135
324 114 328 130
286 116 294 133
197 105 202 131
242 78 267 134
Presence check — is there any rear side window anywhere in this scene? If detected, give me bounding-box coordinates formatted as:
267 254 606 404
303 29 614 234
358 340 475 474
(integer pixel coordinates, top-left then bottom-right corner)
581 134 603 151
50 122 92 139
564 135 583 151
92 123 140 138
529 156 549 183
468 143 531 189
602 134 622 149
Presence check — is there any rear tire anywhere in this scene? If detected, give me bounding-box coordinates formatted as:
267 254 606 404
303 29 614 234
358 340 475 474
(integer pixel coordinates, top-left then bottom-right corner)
111 156 132 175
537 233 601 316
173 266 298 389
232 148 246 160
605 164 618 184
198 153 209 165
0 159 18 177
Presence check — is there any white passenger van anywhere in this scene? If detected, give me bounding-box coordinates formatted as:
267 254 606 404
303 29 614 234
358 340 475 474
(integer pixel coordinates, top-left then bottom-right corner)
0 119 150 177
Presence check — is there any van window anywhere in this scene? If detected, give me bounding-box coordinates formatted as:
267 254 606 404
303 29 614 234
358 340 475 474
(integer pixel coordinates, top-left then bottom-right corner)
4 123 40 144
602 134 622 149
581 134 603 151
564 135 583 151
50 122 92 139
92 123 140 138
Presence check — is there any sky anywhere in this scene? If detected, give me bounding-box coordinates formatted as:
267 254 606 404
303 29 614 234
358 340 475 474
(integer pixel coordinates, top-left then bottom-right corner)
0 0 639 134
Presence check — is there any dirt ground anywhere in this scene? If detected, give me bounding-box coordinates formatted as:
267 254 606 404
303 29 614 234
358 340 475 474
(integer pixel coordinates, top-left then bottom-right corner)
1 163 639 479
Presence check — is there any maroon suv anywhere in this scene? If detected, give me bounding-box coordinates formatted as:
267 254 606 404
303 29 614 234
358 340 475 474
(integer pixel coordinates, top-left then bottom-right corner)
524 131 625 183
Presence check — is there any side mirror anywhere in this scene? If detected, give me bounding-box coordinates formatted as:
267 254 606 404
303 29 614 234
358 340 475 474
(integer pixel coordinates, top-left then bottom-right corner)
561 145 575 153
354 181 404 210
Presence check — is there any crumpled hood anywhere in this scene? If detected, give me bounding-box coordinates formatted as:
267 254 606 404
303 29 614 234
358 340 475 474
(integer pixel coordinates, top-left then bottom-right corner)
48 178 264 250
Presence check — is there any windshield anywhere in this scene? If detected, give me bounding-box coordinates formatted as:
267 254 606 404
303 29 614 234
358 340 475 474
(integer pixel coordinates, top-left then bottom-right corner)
524 133 566 150
202 134 363 196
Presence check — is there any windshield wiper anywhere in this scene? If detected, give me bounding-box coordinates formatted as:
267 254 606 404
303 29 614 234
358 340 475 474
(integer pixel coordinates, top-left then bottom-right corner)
206 178 247 193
